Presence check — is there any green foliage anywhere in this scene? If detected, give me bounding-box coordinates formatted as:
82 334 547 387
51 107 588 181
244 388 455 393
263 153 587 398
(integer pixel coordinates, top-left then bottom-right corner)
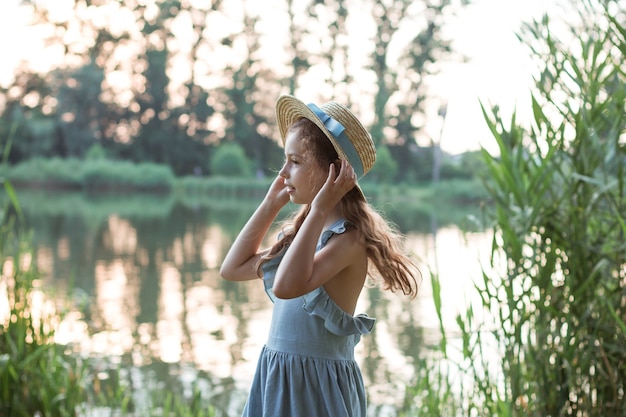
0 203 88 416
55 62 105 158
80 364 216 417
178 175 270 199
402 1 625 415
454 150 489 179
209 142 253 177
85 143 107 160
0 184 216 416
7 157 84 187
474 1 624 415
0 103 60 164
425 151 490 181
150 389 216 417
82 159 175 191
0 0 471 183
362 178 488 207
3 157 176 192
369 145 398 183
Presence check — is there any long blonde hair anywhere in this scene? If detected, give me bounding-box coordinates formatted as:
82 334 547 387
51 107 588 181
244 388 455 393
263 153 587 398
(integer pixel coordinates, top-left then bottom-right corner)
258 118 420 298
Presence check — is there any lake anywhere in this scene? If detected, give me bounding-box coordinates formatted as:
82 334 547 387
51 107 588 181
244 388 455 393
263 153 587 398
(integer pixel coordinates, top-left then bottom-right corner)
10 189 491 416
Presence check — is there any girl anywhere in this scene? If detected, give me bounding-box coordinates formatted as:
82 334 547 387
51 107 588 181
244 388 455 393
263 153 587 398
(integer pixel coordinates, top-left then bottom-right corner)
220 95 420 417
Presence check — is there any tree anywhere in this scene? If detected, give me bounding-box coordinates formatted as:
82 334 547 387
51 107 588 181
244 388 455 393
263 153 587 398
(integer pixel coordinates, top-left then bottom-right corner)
284 0 314 96
55 61 106 158
85 143 107 160
367 0 470 181
0 0 474 182
218 3 283 177
368 145 398 183
210 142 253 177
307 0 352 101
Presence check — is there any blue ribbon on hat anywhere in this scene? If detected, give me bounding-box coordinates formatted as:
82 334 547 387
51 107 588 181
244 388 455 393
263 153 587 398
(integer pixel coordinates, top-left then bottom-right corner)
307 103 364 177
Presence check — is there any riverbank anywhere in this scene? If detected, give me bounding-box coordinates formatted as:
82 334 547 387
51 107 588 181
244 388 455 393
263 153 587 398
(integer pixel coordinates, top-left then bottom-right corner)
0 157 490 205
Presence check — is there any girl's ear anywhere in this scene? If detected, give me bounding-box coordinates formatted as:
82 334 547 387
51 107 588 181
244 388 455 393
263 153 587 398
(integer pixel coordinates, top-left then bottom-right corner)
333 159 341 177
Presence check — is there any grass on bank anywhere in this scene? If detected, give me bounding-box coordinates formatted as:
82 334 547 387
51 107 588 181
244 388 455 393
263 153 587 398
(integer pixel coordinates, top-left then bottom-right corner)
0 157 175 192
0 157 489 205
0 185 215 417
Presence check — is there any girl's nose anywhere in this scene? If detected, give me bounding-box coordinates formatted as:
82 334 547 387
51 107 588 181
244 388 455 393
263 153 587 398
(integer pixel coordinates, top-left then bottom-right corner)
278 164 288 178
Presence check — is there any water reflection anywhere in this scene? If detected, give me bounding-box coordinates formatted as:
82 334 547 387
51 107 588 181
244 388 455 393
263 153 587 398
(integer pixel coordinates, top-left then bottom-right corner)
14 190 489 415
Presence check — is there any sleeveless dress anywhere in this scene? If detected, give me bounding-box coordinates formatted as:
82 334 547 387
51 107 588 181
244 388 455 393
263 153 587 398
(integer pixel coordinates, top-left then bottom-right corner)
241 219 376 417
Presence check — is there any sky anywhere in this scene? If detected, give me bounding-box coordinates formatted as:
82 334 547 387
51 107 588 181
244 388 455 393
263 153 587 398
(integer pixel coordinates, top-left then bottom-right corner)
430 0 555 154
0 0 557 155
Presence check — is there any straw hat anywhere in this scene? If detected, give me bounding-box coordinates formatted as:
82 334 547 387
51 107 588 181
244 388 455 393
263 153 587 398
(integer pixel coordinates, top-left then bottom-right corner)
275 95 376 180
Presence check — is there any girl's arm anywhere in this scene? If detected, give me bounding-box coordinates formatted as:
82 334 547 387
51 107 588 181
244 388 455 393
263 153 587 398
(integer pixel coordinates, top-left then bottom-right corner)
273 160 359 296
220 176 290 281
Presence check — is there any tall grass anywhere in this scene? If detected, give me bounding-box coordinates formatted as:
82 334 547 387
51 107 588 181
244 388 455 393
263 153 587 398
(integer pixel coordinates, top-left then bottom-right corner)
0 176 88 416
401 1 625 415
474 1 626 414
0 184 215 415
0 211 218 417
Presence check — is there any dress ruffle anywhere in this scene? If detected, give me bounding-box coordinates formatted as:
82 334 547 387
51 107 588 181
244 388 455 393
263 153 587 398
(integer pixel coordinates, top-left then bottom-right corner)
302 288 375 336
261 219 375 337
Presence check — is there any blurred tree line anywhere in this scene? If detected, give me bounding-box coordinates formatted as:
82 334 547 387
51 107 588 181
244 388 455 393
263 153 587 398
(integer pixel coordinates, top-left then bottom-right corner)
0 0 484 182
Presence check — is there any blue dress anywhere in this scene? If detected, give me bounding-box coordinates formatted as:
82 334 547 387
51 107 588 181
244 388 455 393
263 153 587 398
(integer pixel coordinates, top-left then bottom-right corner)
241 219 376 417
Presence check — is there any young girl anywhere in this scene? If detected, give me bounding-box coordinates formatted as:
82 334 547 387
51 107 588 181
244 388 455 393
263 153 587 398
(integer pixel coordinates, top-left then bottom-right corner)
220 95 420 417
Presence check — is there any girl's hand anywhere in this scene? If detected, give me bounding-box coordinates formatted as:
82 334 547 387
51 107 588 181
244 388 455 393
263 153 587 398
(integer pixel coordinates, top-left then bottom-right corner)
264 174 290 209
312 159 357 211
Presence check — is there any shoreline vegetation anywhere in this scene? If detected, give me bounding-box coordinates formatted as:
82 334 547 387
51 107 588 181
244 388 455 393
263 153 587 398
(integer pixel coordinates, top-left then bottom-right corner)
0 192 217 417
0 157 491 238
0 157 490 205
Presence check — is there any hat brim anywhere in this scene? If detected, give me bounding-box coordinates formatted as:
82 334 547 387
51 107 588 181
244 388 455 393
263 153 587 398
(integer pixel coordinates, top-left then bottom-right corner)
276 95 350 161
275 95 367 200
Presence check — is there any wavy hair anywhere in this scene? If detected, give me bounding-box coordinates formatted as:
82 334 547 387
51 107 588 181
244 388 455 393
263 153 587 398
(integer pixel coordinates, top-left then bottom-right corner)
258 118 420 298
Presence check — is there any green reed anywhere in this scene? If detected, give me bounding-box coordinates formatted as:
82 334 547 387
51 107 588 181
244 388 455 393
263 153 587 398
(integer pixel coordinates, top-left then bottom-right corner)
0 233 216 417
0 178 214 416
0 175 87 416
401 1 625 415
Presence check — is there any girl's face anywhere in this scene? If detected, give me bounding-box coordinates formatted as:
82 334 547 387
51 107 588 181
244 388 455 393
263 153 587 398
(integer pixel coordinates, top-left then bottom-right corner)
279 129 327 205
